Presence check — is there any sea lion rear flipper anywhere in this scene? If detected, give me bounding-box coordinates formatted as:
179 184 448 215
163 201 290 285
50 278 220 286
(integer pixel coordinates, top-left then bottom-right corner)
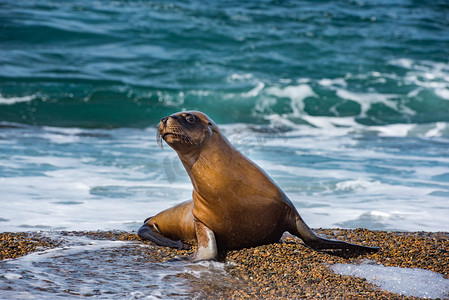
292 214 379 253
137 224 190 250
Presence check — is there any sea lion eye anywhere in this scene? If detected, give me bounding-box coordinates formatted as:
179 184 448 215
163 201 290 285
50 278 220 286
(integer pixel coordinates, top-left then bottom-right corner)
185 114 195 124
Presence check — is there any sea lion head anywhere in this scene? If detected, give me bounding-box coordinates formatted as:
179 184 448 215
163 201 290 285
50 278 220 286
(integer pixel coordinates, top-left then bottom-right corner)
157 111 217 151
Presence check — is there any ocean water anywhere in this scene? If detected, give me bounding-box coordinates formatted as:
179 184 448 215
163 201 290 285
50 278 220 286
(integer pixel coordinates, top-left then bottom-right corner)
2 0 449 233
1 0 449 298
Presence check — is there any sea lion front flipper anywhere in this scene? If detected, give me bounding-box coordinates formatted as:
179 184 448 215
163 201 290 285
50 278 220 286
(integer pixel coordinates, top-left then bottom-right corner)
137 223 190 250
191 220 217 261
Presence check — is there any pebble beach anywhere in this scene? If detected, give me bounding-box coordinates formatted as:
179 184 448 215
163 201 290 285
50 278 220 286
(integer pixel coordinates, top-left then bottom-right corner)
1 229 448 299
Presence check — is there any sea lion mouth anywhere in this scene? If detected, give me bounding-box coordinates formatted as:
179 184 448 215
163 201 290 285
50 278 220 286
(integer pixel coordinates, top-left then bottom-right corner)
158 131 190 145
162 133 172 139
162 132 185 142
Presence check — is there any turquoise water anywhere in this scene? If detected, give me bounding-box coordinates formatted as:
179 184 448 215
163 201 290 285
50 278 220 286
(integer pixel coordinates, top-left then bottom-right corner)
1 1 449 231
1 0 449 127
1 1 449 298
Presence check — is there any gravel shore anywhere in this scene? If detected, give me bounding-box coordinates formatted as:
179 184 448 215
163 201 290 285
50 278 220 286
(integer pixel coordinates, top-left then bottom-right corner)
1 229 448 299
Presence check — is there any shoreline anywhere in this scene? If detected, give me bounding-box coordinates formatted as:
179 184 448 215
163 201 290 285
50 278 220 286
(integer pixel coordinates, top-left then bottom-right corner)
1 229 448 299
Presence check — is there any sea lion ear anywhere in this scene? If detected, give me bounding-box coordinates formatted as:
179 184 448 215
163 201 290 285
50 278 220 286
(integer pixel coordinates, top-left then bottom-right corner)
208 122 220 134
206 126 213 136
196 126 213 146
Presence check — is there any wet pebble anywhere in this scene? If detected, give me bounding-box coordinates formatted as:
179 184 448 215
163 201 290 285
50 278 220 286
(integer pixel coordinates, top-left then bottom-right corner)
0 232 61 260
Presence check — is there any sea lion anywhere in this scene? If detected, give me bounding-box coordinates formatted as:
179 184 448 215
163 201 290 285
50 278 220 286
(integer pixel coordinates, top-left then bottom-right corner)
138 111 379 261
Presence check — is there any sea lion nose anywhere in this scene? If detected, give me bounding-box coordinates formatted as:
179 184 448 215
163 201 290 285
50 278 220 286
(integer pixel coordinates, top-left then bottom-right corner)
161 116 169 125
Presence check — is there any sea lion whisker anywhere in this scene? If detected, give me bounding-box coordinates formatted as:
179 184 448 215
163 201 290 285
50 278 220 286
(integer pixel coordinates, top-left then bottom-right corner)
156 130 164 149
167 124 196 145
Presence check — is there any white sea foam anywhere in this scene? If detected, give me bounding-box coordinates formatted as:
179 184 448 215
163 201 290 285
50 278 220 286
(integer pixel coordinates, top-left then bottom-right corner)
389 58 449 102
275 114 449 138
300 115 360 130
425 122 447 137
0 94 35 105
335 178 382 192
389 58 414 69
263 113 298 128
189 89 211 97
243 81 265 97
369 123 416 137
17 237 128 262
331 261 449 299
3 273 22 280
435 88 449 100
227 73 255 81
266 84 317 115
318 78 347 87
336 89 415 117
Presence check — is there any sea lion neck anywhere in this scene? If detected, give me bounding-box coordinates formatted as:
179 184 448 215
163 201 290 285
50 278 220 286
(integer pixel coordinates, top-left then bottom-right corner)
177 147 201 171
184 133 239 194
175 131 231 173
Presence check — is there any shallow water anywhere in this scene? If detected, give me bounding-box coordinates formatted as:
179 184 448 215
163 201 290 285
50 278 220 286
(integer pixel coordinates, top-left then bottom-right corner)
0 233 238 299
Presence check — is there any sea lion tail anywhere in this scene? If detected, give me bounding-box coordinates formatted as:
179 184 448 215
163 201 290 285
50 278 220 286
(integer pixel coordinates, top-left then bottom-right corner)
291 215 379 253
